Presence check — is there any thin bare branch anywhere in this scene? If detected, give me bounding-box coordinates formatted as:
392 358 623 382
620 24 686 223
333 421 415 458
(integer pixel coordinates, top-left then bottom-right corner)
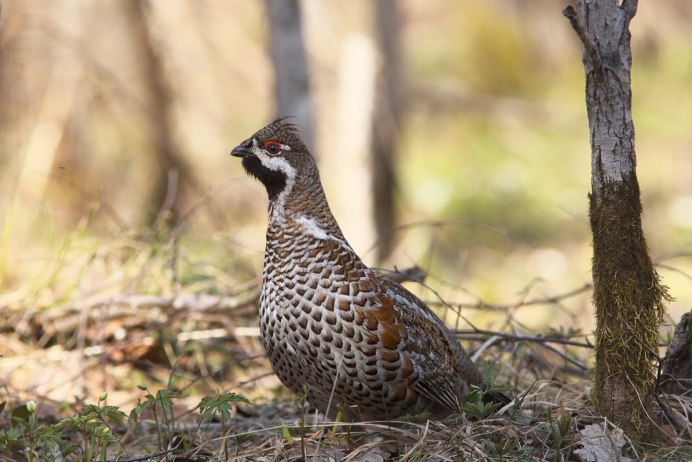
456 328 592 349
428 283 592 312
563 5 603 73
36 290 260 334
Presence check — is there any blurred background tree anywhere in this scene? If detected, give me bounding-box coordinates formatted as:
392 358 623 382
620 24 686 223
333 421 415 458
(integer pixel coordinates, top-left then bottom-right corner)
264 0 314 151
371 0 403 261
0 0 690 367
122 0 198 226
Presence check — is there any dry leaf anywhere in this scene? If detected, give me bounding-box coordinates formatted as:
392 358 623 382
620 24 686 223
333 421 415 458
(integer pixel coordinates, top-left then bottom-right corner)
574 423 632 462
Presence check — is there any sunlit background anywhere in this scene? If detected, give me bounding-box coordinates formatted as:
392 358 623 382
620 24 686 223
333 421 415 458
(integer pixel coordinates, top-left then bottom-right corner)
0 0 690 407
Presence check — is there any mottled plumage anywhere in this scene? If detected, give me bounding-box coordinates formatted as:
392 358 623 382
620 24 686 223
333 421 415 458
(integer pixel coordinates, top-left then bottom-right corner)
231 119 498 420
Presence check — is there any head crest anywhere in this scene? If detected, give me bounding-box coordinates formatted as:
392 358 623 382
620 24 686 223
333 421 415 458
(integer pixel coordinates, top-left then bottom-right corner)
252 117 305 152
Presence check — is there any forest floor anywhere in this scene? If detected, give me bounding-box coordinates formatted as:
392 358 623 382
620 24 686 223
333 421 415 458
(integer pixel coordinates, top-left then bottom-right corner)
0 240 691 461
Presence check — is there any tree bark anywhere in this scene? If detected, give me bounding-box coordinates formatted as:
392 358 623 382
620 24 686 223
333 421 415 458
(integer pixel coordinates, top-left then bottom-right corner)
370 0 403 262
660 311 692 395
564 0 667 441
122 0 195 227
264 0 314 152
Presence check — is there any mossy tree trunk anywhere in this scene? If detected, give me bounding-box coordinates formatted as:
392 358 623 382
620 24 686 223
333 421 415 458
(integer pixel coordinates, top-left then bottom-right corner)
564 0 667 441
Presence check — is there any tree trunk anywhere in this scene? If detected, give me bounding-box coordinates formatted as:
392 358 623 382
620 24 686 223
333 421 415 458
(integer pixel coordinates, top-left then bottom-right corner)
264 0 314 152
660 311 692 395
564 0 667 441
370 0 403 262
122 0 194 227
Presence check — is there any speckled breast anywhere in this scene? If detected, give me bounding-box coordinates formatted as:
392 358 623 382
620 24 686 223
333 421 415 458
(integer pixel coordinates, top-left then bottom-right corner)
258 230 433 420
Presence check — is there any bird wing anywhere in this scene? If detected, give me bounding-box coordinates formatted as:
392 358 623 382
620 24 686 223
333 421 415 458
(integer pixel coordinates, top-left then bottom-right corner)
379 278 485 413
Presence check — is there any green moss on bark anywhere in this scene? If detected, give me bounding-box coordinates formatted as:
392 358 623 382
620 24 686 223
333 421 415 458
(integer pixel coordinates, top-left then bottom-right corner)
590 173 669 441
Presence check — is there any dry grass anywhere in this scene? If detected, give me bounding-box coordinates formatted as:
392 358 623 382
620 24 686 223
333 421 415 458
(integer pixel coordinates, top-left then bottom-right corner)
0 235 690 461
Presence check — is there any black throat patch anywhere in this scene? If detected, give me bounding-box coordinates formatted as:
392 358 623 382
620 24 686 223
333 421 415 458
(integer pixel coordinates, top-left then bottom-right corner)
241 156 288 201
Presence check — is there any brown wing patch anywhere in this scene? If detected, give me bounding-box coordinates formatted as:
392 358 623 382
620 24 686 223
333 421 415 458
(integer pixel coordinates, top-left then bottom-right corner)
379 328 400 350
381 279 474 413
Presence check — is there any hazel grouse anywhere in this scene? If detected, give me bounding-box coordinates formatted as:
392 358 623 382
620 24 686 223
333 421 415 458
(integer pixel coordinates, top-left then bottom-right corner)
231 119 503 420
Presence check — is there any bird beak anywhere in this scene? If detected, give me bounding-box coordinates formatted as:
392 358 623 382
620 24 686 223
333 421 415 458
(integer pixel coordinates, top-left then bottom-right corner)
231 145 254 158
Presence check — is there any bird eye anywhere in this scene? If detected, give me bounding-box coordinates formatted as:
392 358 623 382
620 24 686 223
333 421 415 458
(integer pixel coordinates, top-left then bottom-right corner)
263 140 282 155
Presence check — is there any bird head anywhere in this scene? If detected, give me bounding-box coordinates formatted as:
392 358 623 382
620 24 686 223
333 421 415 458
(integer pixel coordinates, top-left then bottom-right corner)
231 119 313 201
